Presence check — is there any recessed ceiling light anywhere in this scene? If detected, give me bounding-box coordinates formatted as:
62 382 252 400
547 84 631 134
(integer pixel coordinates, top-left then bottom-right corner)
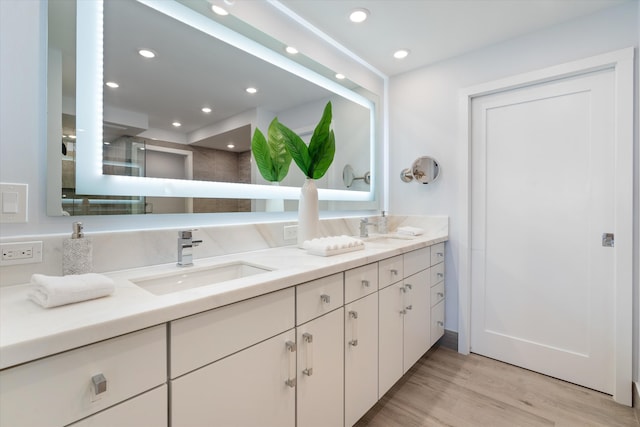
393 49 410 59
138 49 156 59
211 5 229 15
285 46 298 55
335 73 346 80
105 81 119 88
349 8 369 23
201 107 212 113
227 143 235 149
172 121 182 127
246 87 257 94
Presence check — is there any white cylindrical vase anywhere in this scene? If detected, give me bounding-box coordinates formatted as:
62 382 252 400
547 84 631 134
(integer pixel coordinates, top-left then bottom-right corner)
298 177 319 247
265 182 284 212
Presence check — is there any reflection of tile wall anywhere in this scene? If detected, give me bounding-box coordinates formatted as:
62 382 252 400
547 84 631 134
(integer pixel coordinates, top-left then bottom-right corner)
147 140 252 213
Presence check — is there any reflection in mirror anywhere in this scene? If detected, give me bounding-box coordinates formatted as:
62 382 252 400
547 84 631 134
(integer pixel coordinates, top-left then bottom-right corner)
342 164 371 188
47 0 377 216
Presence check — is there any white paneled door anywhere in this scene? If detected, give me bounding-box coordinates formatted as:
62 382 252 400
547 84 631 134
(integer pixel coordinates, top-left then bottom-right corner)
470 69 617 394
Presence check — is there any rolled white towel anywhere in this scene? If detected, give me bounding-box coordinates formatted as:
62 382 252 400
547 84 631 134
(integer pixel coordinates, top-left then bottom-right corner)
28 273 115 308
396 226 424 236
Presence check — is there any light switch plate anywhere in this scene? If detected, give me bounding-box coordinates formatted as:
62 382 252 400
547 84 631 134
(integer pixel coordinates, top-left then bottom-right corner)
0 183 28 223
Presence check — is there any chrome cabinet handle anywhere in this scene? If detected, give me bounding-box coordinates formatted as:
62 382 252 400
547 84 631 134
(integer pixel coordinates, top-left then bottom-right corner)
400 309 407 315
437 292 444 298
437 252 444 257
437 321 444 327
320 294 331 304
361 280 370 288
285 341 297 388
91 373 107 395
390 269 398 276
405 305 413 311
348 311 359 346
405 283 412 290
302 333 313 376
437 272 444 278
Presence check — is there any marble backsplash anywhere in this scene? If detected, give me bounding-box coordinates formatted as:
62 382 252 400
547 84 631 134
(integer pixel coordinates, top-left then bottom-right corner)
0 215 448 287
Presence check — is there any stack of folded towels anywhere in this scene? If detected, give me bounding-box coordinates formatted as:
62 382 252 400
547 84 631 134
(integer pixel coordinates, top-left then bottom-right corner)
28 273 115 308
303 235 365 257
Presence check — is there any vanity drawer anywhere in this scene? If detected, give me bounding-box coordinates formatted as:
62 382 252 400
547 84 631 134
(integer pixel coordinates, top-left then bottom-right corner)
379 255 403 289
70 385 168 427
430 242 445 266
431 261 445 285
430 300 445 347
344 262 378 303
431 281 445 307
404 247 430 277
171 288 295 378
0 325 166 427
297 273 344 325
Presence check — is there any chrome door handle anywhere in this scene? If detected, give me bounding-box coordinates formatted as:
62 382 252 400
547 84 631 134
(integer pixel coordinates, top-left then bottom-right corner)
405 305 413 311
91 373 107 395
405 283 412 290
302 333 313 376
348 311 359 346
437 292 444 298
390 269 398 276
320 294 331 304
285 341 297 387
361 280 370 288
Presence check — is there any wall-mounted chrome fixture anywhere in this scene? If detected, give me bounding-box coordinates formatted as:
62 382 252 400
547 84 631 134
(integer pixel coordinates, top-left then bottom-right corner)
343 164 371 188
401 156 441 184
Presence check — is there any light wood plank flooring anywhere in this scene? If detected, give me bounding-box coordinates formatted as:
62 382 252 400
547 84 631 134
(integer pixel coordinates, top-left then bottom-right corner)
355 346 638 427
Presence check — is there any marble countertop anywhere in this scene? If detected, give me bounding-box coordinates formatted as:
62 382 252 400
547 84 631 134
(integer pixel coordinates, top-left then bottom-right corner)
0 230 447 370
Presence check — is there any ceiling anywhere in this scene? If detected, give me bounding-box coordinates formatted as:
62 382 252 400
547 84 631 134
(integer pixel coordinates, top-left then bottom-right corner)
278 0 631 76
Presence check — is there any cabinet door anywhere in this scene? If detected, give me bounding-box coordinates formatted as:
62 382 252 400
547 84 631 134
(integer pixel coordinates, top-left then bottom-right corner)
171 330 296 427
378 282 404 398
403 269 431 372
69 385 167 427
431 300 445 347
345 293 378 427
297 308 344 427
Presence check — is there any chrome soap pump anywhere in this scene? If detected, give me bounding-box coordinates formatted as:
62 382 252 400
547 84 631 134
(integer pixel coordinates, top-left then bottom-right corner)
62 222 93 275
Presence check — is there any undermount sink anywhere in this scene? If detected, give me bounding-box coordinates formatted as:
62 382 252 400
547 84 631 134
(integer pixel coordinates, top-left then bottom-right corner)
132 261 273 296
363 234 416 244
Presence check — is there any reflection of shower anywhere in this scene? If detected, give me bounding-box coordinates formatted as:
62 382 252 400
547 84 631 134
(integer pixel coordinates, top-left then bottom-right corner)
342 164 370 188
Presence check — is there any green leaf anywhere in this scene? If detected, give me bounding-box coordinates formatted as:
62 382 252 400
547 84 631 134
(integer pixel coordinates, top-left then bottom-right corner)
308 102 333 179
251 127 276 181
277 121 311 177
267 118 292 182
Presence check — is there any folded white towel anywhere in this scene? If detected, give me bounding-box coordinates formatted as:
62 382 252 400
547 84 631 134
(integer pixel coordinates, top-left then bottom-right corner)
396 226 424 236
28 273 115 308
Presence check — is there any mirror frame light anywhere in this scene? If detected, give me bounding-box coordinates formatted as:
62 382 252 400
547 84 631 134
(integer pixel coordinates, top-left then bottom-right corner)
76 0 376 203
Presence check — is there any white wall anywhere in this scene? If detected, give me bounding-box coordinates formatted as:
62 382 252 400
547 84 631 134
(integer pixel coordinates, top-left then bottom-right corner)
389 1 639 377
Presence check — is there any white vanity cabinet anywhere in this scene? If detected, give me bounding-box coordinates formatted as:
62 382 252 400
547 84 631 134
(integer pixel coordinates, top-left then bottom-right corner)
344 263 379 427
296 274 345 427
169 288 296 427
0 325 167 427
378 247 432 398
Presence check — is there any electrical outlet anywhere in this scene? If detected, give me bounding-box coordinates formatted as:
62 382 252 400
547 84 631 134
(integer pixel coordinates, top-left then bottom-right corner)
0 241 43 266
283 225 298 241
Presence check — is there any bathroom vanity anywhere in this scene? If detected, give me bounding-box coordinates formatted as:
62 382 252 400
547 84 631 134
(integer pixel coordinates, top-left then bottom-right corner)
0 232 446 427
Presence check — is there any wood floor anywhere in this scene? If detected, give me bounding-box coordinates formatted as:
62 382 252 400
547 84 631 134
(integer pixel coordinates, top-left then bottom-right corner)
355 346 638 427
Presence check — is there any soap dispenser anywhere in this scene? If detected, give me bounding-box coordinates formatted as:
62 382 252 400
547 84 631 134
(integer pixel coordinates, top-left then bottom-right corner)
62 222 93 275
378 211 388 234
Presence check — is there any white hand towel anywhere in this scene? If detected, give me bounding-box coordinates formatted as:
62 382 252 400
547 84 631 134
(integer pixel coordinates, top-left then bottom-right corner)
28 273 115 308
396 226 424 236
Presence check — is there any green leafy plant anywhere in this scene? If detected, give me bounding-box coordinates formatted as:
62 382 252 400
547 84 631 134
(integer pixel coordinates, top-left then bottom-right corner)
277 101 335 180
251 117 293 182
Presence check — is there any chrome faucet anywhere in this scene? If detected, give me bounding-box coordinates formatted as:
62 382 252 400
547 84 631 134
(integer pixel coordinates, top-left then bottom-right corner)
177 230 202 267
359 218 376 238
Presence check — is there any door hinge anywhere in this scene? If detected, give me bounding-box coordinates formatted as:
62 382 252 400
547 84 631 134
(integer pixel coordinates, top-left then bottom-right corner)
602 233 614 247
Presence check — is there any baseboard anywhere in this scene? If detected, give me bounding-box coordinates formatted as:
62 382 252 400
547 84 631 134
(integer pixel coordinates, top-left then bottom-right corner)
437 329 458 351
633 382 640 421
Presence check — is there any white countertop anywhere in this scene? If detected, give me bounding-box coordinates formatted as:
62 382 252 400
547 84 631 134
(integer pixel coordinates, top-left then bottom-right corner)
0 231 447 370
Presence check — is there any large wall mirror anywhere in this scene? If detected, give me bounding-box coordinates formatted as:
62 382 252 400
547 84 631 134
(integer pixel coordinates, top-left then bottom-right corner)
47 0 378 216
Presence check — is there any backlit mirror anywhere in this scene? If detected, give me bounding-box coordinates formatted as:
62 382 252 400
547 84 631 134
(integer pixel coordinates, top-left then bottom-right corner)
47 0 377 216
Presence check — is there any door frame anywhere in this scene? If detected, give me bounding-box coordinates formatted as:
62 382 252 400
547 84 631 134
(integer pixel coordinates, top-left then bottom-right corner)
457 47 634 405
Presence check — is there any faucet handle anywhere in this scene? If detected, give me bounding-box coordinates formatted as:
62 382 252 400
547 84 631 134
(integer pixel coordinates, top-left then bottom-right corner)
179 229 198 239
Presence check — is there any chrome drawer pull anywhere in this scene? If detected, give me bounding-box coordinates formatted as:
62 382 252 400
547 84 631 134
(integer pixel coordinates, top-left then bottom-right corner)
302 333 313 376
361 280 370 288
405 283 412 290
320 294 331 304
437 321 444 327
285 341 297 388
437 252 444 257
437 272 444 278
406 305 413 311
437 292 444 298
390 269 398 276
91 373 107 395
